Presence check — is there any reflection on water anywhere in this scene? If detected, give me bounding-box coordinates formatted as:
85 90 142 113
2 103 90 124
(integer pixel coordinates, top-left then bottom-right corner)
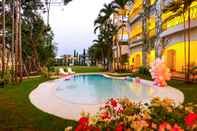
55 75 156 104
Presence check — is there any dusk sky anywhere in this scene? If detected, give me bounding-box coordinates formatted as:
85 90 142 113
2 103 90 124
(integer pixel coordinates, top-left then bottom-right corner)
43 0 112 57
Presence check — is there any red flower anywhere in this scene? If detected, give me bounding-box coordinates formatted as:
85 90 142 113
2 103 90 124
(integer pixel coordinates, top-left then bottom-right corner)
185 112 197 126
159 122 171 131
111 99 117 107
75 117 89 131
116 123 123 131
79 117 89 125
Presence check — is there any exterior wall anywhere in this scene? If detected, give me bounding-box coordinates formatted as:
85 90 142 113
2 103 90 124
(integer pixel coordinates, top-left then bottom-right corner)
121 45 129 55
163 41 197 72
163 27 197 45
147 50 155 65
129 46 142 68
113 0 197 72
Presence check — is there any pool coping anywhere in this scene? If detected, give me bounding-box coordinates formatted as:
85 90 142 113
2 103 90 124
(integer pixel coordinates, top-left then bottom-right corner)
29 73 184 120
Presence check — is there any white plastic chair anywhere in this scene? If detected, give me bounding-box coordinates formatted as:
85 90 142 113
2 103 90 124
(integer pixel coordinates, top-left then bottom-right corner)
67 67 75 74
59 68 69 76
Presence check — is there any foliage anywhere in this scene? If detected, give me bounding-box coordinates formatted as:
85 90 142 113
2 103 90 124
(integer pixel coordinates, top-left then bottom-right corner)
4 0 57 77
90 2 124 69
74 97 197 131
138 66 151 76
48 66 55 72
40 66 49 79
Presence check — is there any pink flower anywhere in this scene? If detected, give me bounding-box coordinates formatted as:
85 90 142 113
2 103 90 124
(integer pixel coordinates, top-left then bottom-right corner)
114 104 123 113
185 112 197 126
172 124 183 131
100 111 111 120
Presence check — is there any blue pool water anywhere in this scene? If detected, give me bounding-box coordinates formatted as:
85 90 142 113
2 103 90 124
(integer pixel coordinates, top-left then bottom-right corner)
55 74 158 104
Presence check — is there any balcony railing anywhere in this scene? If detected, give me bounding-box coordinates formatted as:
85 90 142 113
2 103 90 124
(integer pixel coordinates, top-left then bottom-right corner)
129 5 142 22
163 5 197 31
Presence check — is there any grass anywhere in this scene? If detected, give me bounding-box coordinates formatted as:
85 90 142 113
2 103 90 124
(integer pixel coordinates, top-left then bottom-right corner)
0 77 76 131
70 66 105 73
0 71 196 130
167 80 197 104
54 66 105 73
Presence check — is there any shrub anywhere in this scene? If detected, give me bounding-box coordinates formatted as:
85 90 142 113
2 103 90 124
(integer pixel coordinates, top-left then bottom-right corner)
138 66 151 76
40 66 49 79
48 66 55 72
72 97 197 131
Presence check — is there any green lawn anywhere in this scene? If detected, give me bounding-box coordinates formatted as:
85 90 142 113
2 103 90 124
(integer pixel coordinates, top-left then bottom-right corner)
0 77 76 131
0 72 196 130
54 66 105 73
167 80 197 104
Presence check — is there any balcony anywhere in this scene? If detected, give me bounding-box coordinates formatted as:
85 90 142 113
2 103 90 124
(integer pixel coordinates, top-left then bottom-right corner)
118 34 128 42
162 5 197 32
128 0 142 23
160 19 197 38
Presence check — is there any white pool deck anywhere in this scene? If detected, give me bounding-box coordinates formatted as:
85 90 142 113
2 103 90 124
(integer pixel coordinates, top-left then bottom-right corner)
29 73 184 120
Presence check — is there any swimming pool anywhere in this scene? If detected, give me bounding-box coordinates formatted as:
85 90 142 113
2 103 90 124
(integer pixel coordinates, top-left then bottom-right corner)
55 74 184 105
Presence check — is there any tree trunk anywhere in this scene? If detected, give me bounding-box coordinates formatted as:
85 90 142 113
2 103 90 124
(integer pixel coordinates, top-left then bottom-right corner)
2 0 6 79
11 0 15 82
186 5 191 82
142 0 150 66
19 0 23 82
155 0 163 58
15 0 20 83
116 37 120 71
183 7 187 81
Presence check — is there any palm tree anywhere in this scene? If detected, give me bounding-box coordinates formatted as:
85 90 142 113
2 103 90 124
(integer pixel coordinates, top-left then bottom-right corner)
142 0 151 66
112 0 132 70
94 3 117 33
94 3 118 69
154 0 163 58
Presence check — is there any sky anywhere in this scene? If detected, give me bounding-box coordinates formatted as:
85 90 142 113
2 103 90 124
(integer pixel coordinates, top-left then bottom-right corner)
43 0 112 56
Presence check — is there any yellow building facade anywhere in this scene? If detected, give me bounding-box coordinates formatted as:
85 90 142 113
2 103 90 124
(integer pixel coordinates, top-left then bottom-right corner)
161 1 197 72
123 0 197 72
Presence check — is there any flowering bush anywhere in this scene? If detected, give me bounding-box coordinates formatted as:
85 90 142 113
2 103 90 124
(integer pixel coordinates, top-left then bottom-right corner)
73 97 197 131
150 58 171 87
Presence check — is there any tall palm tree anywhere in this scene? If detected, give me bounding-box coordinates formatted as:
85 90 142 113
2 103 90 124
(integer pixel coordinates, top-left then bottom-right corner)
142 0 151 66
112 0 131 70
94 3 117 33
94 3 117 69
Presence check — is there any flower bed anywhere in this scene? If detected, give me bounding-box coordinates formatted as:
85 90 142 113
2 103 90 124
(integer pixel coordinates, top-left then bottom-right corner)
70 97 197 131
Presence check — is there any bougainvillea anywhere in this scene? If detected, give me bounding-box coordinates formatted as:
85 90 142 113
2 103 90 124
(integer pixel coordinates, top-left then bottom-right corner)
70 97 197 131
150 58 171 87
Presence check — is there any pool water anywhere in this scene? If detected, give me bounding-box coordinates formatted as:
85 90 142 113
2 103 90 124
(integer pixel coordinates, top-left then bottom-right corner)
55 75 161 104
